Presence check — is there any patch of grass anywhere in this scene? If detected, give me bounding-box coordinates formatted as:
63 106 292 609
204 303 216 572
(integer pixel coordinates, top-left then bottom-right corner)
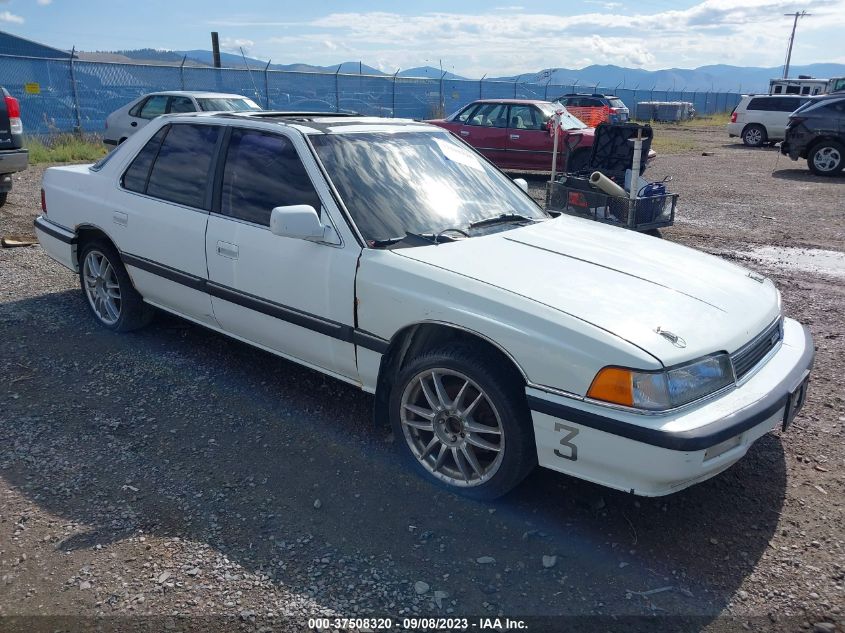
25 134 108 165
650 135 703 154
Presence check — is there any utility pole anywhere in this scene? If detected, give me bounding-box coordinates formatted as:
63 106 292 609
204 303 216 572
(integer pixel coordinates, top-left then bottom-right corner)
783 11 810 78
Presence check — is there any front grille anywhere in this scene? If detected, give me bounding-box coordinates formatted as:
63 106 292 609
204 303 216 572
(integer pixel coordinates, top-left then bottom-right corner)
731 318 783 380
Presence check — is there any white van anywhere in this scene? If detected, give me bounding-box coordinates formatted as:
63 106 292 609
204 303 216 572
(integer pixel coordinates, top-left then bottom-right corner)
769 77 845 96
727 94 810 146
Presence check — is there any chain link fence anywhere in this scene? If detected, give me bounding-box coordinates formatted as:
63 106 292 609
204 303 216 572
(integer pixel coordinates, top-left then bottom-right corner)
0 53 743 135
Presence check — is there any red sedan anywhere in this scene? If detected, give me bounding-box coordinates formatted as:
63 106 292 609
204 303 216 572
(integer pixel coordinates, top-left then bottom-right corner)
427 99 594 172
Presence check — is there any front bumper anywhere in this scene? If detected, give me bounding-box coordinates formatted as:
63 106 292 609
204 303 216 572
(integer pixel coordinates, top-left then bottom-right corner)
0 148 28 178
528 317 814 496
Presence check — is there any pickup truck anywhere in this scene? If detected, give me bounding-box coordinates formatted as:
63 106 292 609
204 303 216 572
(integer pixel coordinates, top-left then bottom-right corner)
0 86 28 207
34 111 814 500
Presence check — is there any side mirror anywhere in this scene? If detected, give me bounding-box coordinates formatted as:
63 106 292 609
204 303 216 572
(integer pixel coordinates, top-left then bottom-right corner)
513 177 528 193
269 205 339 244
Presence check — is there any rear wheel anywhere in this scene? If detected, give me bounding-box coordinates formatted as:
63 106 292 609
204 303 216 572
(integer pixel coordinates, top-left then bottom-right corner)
742 124 767 147
78 240 153 332
807 140 844 176
389 344 536 500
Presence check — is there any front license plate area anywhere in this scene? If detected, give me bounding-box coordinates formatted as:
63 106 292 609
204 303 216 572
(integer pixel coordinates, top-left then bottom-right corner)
783 375 810 431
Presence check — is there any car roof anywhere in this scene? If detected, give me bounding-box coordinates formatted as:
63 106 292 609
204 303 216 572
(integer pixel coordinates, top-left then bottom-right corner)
148 91 255 99
161 111 438 135
466 98 551 105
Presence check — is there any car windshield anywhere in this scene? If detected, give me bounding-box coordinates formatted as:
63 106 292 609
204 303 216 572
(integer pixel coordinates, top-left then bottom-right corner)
310 130 547 245
539 102 587 130
196 97 261 112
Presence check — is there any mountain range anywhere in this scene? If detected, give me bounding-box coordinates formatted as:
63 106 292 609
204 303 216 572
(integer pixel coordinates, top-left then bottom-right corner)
100 48 845 93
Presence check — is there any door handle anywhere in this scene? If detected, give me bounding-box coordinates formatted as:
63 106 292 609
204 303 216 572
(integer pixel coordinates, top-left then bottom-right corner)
112 211 128 227
216 241 239 259
130 121 138 127
510 134 520 140
459 130 470 137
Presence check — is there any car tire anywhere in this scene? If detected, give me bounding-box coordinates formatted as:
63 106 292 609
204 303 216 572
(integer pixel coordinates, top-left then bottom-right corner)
389 343 536 500
742 124 767 147
807 140 845 176
566 149 590 173
0 191 6 208
78 239 153 332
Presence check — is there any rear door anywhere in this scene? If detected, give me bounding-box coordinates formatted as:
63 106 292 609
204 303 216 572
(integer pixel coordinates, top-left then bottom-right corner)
112 122 219 325
506 104 552 169
455 102 509 166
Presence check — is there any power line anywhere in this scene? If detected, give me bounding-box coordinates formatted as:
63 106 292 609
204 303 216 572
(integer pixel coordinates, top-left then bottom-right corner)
782 10 811 79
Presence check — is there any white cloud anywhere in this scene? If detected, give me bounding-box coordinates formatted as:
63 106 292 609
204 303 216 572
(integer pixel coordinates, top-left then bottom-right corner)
220 37 254 53
0 10 23 23
37 0 52 5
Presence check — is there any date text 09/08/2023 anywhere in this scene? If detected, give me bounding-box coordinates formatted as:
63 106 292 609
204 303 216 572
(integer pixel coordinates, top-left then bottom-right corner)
308 617 529 630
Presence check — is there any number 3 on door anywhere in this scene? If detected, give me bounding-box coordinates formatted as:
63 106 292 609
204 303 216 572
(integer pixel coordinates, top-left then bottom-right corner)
554 423 579 461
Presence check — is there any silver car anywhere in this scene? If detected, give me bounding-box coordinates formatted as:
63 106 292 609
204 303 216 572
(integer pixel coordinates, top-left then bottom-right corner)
103 91 261 146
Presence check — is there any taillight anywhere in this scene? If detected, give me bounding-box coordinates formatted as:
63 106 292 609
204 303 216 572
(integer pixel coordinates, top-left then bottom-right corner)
730 112 737 123
40 188 46 214
4 95 22 135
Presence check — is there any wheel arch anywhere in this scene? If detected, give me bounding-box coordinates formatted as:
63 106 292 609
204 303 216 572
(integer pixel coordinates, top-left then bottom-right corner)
805 135 843 156
741 122 767 141
74 224 117 265
372 321 529 428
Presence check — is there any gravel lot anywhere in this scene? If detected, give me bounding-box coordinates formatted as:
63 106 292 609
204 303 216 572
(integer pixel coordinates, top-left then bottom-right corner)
1 125 843 633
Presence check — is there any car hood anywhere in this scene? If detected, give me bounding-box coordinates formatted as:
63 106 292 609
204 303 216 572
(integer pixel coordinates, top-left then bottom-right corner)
395 216 780 366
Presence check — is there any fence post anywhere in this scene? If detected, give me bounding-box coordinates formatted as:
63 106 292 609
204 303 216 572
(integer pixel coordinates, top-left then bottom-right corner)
392 69 399 118
439 71 445 118
68 46 83 135
479 74 485 100
179 55 186 90
264 60 271 109
335 65 341 113
544 77 552 100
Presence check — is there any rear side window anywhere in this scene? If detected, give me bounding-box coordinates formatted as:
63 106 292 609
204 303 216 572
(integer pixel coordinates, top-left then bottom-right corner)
168 96 195 113
220 129 321 226
138 95 169 119
121 126 168 193
146 124 221 208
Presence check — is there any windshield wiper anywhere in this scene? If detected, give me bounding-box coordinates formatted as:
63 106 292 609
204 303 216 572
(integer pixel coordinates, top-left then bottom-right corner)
370 232 452 249
468 213 539 230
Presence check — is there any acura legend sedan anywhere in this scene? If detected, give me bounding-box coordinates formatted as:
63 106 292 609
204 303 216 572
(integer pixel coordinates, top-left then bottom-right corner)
35 112 814 499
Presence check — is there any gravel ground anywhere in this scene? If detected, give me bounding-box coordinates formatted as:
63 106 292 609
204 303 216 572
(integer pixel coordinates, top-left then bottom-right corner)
1 126 843 633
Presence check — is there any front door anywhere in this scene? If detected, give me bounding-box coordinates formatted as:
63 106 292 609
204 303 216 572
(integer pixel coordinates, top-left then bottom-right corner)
204 127 360 381
456 102 509 166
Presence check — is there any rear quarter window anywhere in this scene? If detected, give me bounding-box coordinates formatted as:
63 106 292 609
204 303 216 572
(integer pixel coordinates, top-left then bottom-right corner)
121 126 168 193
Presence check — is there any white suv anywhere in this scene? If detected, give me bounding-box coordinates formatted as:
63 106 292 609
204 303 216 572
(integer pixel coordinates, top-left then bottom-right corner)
35 111 813 499
728 95 810 147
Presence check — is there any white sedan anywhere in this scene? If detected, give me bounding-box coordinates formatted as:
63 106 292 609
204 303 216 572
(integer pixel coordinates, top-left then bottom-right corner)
102 91 261 146
35 112 814 499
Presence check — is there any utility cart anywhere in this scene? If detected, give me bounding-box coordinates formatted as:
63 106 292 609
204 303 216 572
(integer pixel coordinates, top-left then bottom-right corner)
546 121 677 233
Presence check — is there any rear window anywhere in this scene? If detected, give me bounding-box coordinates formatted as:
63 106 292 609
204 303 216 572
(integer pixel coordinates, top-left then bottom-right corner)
608 98 626 109
145 124 221 208
196 97 261 112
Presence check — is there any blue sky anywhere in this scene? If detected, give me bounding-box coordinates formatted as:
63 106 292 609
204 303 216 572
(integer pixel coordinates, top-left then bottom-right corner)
2 0 844 76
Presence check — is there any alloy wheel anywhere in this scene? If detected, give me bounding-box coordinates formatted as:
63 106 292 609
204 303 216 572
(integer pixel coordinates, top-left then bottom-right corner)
812 146 841 172
399 368 505 487
82 249 122 325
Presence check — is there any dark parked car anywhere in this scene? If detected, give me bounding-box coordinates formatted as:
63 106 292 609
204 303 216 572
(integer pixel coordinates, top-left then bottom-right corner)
427 99 595 172
0 86 28 208
781 93 845 176
552 93 630 125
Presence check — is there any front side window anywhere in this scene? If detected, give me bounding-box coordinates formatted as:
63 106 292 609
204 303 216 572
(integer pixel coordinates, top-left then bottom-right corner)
146 124 221 208
310 130 546 244
121 126 168 193
221 129 321 226
138 95 169 119
466 103 508 127
454 104 479 123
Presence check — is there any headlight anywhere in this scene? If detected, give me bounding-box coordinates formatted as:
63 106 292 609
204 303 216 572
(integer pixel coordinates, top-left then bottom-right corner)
587 354 735 411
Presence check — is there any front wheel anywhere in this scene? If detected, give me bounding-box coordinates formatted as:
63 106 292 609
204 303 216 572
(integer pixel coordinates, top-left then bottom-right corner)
78 240 153 332
807 140 844 176
389 345 536 499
